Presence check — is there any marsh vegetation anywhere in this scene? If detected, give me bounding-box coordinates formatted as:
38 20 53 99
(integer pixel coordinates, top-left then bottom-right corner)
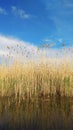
0 59 73 101
0 43 73 129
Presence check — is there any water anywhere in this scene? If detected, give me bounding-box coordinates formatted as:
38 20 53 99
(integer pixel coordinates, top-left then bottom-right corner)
0 97 73 130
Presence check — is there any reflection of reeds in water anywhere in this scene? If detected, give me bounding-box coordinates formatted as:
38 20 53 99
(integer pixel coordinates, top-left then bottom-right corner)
0 97 73 130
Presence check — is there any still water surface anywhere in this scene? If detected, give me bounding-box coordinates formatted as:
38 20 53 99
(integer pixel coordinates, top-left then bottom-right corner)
0 97 73 130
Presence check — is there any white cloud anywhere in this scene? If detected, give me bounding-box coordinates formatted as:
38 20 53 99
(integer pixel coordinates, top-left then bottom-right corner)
0 35 38 62
0 35 73 64
0 50 8 57
0 7 7 15
11 6 30 19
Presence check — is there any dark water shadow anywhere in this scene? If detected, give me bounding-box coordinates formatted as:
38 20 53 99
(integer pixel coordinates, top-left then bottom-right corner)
0 97 73 130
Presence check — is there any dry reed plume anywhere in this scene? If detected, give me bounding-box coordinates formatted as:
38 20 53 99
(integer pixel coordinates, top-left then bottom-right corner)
0 58 73 101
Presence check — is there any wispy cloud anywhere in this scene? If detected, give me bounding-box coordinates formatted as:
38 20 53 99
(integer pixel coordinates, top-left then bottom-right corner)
0 7 7 15
43 0 73 42
11 6 30 19
65 4 73 7
63 0 73 8
58 38 63 43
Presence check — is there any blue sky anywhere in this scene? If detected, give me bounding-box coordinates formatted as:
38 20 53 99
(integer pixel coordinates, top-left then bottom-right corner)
0 0 73 48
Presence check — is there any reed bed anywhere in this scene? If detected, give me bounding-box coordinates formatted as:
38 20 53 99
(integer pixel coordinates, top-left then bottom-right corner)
0 59 73 101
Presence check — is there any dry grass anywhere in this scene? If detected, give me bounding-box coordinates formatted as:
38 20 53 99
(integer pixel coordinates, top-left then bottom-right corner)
0 59 73 101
